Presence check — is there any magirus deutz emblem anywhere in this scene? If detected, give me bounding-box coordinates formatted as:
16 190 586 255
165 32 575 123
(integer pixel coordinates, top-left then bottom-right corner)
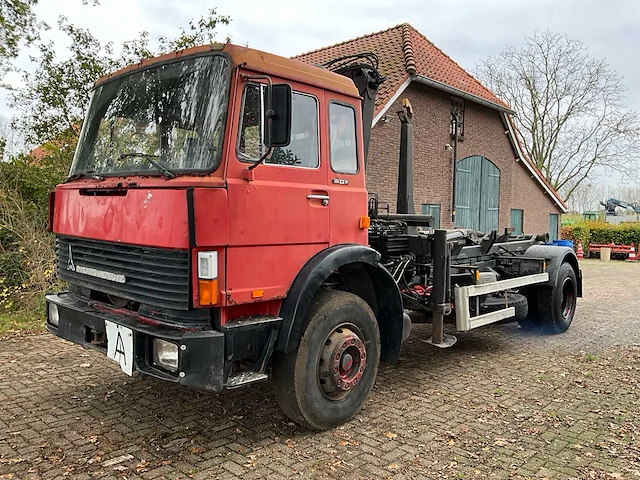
67 244 126 284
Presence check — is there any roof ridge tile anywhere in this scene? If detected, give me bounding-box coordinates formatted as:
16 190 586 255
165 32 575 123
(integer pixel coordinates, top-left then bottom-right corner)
401 23 417 75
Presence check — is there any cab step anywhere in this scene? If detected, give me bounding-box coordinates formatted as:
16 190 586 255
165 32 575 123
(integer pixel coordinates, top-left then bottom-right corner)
225 371 269 389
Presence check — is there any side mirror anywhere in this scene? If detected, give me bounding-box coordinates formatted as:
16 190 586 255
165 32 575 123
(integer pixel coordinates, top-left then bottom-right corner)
265 84 292 148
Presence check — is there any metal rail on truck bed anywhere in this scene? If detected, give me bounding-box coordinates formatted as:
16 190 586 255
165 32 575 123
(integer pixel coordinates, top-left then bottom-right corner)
454 273 549 330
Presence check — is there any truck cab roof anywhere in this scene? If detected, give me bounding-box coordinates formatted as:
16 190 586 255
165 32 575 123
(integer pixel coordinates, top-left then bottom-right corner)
94 43 360 100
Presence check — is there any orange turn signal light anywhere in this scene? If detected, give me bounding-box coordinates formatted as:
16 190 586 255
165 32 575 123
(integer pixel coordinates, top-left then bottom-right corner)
251 289 264 299
198 278 218 306
359 216 371 229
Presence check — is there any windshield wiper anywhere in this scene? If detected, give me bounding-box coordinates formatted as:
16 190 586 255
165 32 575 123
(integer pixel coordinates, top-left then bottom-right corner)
64 170 104 183
116 152 177 179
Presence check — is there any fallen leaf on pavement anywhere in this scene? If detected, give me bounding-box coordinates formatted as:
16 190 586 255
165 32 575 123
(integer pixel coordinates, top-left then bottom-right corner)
136 460 149 472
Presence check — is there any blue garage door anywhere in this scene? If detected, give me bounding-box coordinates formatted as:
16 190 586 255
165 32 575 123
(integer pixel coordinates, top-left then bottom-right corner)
421 203 441 228
510 209 524 235
455 155 501 233
549 214 559 240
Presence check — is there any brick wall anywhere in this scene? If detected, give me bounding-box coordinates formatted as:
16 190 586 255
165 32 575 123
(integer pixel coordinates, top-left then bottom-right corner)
366 82 562 235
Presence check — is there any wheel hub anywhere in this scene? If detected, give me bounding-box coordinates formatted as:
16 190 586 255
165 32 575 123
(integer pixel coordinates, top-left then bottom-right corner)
341 353 354 372
319 326 366 398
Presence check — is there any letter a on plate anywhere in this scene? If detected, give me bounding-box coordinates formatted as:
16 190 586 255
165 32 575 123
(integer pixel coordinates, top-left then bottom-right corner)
105 320 134 376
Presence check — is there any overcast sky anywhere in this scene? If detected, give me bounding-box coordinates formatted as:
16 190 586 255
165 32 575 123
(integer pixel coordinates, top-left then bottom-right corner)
3 0 640 108
2 0 640 182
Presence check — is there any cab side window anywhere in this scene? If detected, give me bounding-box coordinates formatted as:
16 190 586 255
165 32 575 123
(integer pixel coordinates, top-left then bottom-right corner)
329 103 358 174
238 84 319 168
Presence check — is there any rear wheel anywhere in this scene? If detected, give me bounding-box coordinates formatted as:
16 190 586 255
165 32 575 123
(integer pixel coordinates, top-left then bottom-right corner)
539 263 577 333
519 263 577 333
271 290 380 430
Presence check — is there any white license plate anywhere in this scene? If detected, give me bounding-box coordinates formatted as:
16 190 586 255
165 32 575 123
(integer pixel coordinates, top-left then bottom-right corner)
105 320 134 376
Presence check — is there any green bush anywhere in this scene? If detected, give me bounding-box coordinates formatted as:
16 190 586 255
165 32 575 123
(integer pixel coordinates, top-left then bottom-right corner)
561 223 590 250
589 223 640 247
0 140 73 311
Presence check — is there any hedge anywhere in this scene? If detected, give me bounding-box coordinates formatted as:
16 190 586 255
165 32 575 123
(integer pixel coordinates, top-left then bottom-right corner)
560 223 590 251
562 221 640 252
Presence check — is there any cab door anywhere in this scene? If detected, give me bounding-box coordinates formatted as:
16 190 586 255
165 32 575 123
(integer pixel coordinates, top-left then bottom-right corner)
326 99 369 246
226 76 329 306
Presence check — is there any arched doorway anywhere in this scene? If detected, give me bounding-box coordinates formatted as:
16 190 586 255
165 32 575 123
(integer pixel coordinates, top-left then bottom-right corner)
455 155 500 232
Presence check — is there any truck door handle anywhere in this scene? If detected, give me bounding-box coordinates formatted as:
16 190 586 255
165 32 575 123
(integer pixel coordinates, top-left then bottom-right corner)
307 194 330 206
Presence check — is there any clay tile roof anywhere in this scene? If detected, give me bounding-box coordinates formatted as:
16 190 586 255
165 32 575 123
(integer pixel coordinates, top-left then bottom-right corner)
294 23 510 117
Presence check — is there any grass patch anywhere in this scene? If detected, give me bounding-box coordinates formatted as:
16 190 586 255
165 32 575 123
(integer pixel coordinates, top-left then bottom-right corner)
0 309 45 336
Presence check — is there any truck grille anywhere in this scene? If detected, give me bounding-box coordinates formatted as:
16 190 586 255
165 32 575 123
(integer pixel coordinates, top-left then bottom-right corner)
56 236 190 310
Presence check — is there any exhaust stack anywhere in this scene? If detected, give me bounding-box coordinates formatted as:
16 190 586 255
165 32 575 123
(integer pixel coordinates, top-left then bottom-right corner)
321 53 385 163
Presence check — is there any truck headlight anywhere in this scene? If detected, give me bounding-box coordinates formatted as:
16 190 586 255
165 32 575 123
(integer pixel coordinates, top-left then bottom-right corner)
48 303 59 327
152 339 179 372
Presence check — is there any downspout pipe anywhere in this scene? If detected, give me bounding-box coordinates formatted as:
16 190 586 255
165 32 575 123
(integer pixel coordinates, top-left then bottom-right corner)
397 100 415 215
451 111 459 224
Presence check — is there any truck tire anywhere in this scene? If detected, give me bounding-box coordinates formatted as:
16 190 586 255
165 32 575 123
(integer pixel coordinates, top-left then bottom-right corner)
539 262 578 333
271 290 380 430
518 287 541 329
519 263 577 333
481 293 528 322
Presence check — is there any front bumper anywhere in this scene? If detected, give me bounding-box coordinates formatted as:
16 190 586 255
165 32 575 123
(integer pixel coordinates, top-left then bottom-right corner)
46 292 225 392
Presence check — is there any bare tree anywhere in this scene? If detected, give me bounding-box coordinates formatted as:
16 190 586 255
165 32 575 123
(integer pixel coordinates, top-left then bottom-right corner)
567 182 640 213
565 181 602 213
476 31 640 201
601 185 640 207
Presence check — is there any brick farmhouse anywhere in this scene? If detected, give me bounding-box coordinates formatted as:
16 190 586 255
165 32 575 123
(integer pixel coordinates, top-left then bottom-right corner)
296 24 566 238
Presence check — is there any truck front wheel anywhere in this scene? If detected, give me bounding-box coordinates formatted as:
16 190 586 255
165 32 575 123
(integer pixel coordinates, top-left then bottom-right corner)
271 290 381 430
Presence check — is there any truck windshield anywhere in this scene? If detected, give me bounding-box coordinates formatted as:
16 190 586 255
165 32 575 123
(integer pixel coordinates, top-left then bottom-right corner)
70 54 231 177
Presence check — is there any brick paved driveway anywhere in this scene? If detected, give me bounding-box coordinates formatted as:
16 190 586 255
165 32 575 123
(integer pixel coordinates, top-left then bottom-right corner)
1 259 639 479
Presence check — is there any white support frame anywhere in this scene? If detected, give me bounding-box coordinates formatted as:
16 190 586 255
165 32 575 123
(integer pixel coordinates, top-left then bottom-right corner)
454 273 549 331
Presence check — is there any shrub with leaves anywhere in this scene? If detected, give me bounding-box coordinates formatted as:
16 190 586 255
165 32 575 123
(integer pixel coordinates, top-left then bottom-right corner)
562 221 640 254
588 223 640 248
561 223 591 251
0 184 59 311
0 142 72 310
